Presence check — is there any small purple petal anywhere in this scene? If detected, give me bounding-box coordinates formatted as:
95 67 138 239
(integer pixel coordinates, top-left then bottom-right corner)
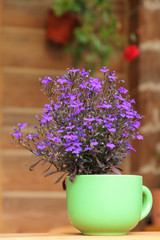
106 143 115 149
137 134 143 140
65 146 75 152
100 66 109 73
72 147 82 154
133 121 140 129
90 140 98 146
12 132 22 139
19 123 27 129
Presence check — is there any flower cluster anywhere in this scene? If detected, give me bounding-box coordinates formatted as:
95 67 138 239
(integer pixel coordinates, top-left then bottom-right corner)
11 67 143 183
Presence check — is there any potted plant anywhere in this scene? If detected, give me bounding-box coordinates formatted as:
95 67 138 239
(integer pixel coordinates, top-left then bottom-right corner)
11 67 152 235
47 0 119 69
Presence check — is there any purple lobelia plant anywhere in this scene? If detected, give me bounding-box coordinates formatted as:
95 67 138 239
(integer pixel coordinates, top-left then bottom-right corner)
11 67 143 185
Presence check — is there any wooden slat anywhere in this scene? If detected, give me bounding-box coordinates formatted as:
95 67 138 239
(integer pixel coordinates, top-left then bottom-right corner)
2 0 52 28
0 0 3 233
2 196 69 233
3 107 43 126
2 67 67 108
2 151 65 191
2 27 73 69
3 70 46 108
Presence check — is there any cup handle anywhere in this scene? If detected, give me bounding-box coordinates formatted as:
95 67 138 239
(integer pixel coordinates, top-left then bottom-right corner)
140 185 153 221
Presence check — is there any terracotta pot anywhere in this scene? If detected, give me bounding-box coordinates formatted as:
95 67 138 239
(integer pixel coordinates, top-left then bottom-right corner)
46 9 78 45
151 188 160 225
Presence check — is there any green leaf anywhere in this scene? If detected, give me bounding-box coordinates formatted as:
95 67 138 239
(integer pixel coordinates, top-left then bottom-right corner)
74 28 88 44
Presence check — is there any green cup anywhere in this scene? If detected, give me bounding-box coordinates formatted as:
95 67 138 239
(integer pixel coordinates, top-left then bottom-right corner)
66 175 153 235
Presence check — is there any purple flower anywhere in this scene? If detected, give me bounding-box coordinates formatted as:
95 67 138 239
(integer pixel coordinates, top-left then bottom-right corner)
53 103 61 109
85 147 92 151
46 135 61 143
69 68 79 73
18 123 27 129
122 131 129 137
126 114 134 119
43 104 53 112
107 116 115 122
95 117 103 123
90 140 98 146
57 78 69 84
84 117 95 122
133 121 140 129
131 99 136 104
79 82 88 89
65 146 75 152
26 134 33 140
76 127 83 130
12 131 22 139
89 77 102 91
105 122 112 128
72 147 82 154
100 66 109 73
70 95 76 101
37 144 46 150
80 68 89 77
106 142 115 149
34 133 39 138
72 142 82 146
41 114 52 124
118 87 128 94
63 134 78 140
66 124 75 130
108 72 117 81
136 134 143 140
97 104 112 109
70 101 83 108
125 142 136 152
108 128 116 132
41 76 52 85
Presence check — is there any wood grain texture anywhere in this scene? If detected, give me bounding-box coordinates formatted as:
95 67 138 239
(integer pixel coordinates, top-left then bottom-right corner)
2 27 73 69
2 195 69 233
0 0 3 233
0 232 160 239
2 151 65 191
2 0 52 28
2 67 67 108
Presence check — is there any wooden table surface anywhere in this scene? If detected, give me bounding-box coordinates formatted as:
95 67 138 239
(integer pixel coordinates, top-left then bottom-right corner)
0 225 159 239
0 232 160 240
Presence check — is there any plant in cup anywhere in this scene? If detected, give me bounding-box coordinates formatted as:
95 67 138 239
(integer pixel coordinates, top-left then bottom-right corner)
11 67 153 235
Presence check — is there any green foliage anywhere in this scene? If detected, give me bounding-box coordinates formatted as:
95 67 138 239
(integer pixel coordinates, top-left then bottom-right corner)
52 0 120 69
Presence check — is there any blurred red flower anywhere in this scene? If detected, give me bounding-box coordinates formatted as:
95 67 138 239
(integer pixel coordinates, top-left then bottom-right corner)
124 44 140 62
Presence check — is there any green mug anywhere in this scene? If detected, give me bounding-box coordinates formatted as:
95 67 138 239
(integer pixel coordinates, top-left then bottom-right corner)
66 175 153 235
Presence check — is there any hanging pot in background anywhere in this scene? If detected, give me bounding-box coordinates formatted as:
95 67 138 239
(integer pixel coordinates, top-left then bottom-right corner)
46 9 78 45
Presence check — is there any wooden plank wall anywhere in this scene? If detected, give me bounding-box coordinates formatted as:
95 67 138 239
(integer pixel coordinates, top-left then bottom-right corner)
0 0 127 233
0 0 3 233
